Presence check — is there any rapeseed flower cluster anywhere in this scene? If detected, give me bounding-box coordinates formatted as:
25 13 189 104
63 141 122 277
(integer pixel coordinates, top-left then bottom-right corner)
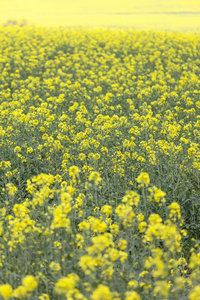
0 26 200 298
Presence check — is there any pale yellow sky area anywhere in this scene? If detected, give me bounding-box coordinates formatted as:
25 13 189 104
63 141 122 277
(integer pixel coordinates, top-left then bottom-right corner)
0 0 200 30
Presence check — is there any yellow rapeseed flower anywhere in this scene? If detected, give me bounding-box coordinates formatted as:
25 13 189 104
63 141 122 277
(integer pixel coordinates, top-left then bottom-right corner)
22 275 38 292
69 166 80 178
6 183 18 196
189 286 200 300
125 291 141 300
39 294 50 300
14 146 21 153
136 172 150 187
0 284 13 300
49 261 61 273
153 280 169 298
78 255 97 275
54 274 79 294
90 284 116 300
12 286 27 298
88 171 102 185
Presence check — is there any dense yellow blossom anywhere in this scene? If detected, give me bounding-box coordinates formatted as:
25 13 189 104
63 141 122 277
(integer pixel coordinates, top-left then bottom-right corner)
153 280 169 298
91 284 118 300
0 285 13 300
189 286 200 300
125 291 141 300
136 172 150 187
0 26 200 299
22 275 38 292
49 261 61 273
88 171 102 185
69 166 80 179
6 183 18 196
12 286 27 298
54 274 79 294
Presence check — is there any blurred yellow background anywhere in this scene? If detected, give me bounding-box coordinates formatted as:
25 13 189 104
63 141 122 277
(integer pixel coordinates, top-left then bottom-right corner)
0 0 200 31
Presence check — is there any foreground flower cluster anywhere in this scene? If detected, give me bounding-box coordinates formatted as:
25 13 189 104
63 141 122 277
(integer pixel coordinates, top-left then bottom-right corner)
0 170 200 299
0 26 200 299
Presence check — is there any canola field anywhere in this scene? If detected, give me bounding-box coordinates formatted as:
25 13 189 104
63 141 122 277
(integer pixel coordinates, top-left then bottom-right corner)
1 26 200 299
